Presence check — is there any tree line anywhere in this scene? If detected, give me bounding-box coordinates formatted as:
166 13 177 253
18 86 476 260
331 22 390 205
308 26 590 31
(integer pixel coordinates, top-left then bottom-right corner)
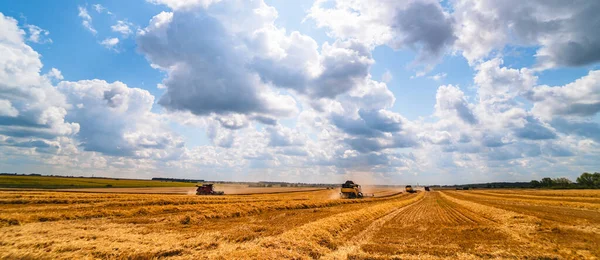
530 172 600 189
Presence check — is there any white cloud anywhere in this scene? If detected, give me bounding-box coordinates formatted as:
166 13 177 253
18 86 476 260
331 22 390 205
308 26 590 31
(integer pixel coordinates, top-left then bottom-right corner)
307 0 455 71
111 20 133 36
266 125 306 147
453 0 600 68
0 99 18 117
78 6 97 35
148 0 222 10
474 58 537 104
58 80 184 159
0 13 79 140
137 8 299 117
136 1 378 122
428 73 446 81
25 25 51 44
0 12 186 174
435 84 477 125
44 68 64 81
530 70 600 119
93 4 105 13
309 0 600 70
100 37 119 50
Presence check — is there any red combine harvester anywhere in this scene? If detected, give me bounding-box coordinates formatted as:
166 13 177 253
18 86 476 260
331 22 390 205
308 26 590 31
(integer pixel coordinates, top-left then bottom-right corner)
195 184 224 195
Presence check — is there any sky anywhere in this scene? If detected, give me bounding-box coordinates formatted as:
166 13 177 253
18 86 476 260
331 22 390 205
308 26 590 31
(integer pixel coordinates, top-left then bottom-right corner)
1 0 599 185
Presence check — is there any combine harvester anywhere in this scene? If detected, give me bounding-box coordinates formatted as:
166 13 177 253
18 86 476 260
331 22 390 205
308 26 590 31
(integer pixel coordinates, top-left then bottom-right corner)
340 180 374 198
195 184 225 195
405 185 417 193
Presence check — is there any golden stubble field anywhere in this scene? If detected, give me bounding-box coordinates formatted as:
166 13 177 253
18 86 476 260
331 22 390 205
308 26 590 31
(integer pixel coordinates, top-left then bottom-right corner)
1 188 599 259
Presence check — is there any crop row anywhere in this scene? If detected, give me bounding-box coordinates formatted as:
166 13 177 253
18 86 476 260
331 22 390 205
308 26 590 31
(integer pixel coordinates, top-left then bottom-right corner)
0 191 407 226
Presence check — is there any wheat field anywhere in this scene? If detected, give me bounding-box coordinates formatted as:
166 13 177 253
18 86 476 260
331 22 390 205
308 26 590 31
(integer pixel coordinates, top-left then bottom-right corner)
1 188 599 259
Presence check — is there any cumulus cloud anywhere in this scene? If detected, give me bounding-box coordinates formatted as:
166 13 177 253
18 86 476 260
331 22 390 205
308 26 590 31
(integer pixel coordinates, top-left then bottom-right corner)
308 0 455 70
389 1 455 64
215 114 249 130
310 0 600 70
266 125 305 147
0 13 79 140
359 109 404 133
416 55 591 177
551 118 600 143
58 80 184 158
137 0 384 130
331 113 382 138
513 117 556 140
137 10 297 118
251 37 373 99
474 58 537 103
0 11 188 168
45 68 64 81
206 122 236 148
453 0 600 67
0 100 18 117
434 85 477 125
530 70 600 119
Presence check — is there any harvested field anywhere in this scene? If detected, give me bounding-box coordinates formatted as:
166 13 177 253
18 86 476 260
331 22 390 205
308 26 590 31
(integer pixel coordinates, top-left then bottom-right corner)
1 189 599 259
54 185 327 195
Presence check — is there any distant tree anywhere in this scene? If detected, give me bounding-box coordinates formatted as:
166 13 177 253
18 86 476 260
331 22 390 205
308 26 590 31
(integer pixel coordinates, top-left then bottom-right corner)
593 173 600 187
530 180 541 188
577 172 595 187
553 177 572 188
541 177 554 187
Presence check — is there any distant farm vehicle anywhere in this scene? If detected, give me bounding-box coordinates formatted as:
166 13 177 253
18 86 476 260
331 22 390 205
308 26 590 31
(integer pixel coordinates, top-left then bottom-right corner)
405 185 417 193
424 186 430 191
196 184 224 195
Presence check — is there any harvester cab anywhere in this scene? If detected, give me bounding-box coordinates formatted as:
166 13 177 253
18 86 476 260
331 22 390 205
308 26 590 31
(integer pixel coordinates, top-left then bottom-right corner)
196 184 225 195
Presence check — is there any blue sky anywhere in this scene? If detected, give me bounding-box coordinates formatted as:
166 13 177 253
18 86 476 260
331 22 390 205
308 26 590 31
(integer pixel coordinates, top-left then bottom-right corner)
1 0 599 184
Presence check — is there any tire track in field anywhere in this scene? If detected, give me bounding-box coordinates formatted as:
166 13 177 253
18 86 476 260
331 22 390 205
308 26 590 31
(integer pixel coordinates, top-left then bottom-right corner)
448 191 600 224
355 191 557 259
206 193 425 259
320 192 426 259
461 190 600 212
389 191 483 225
441 191 600 258
471 190 600 204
